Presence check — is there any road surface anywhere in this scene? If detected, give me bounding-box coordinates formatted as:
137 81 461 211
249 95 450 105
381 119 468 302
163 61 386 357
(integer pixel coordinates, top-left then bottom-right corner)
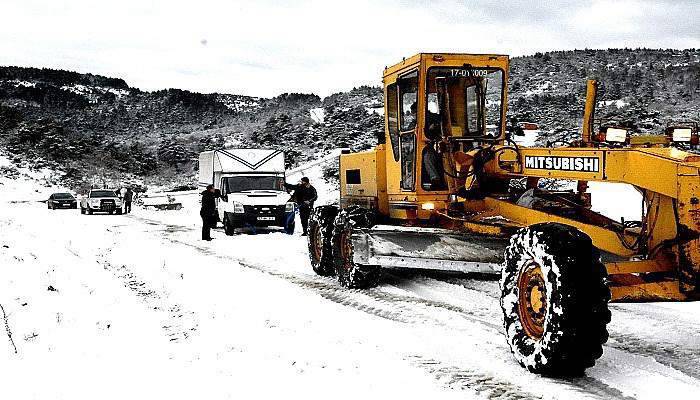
0 189 699 399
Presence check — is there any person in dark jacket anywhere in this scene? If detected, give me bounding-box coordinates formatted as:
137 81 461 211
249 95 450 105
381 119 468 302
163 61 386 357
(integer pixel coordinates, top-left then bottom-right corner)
123 188 134 214
284 177 318 236
200 184 221 241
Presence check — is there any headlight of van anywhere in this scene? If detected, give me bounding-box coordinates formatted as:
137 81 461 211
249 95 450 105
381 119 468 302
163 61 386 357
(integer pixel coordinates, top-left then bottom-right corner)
233 202 245 214
115 199 122 206
90 199 100 206
285 202 295 212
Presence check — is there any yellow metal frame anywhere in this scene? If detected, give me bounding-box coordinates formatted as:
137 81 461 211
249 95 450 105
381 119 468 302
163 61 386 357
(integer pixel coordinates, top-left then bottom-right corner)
483 143 700 301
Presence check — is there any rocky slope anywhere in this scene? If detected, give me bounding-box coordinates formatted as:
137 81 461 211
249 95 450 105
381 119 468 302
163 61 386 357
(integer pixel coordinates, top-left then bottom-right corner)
0 48 698 189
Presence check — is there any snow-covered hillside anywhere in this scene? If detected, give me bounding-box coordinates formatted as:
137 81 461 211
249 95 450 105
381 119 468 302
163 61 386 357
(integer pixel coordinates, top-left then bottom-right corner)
4 49 700 190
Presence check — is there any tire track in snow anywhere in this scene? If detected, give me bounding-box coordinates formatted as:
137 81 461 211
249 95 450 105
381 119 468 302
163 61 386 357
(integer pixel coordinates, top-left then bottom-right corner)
161 236 630 400
96 249 198 343
132 216 504 329
405 355 542 400
422 273 700 384
383 274 638 400
155 236 551 399
170 235 502 330
130 215 689 399
606 333 700 381
567 377 636 400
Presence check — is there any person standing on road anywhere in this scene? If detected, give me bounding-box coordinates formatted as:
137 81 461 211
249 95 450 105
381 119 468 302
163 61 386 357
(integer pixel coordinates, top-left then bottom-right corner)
123 187 134 214
200 184 221 241
284 177 317 236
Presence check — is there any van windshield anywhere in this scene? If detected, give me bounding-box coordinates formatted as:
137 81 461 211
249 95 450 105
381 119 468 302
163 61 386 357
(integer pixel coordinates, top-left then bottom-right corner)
90 190 117 198
223 176 285 193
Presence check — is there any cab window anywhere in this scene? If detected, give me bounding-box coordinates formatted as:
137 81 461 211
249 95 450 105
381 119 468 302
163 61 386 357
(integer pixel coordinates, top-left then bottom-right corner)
386 83 400 161
399 71 418 132
400 133 415 191
425 68 504 139
466 85 479 134
398 70 418 191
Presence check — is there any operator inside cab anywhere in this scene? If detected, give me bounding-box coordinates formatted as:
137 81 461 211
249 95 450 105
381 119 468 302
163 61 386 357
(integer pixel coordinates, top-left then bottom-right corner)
420 67 505 193
419 100 446 191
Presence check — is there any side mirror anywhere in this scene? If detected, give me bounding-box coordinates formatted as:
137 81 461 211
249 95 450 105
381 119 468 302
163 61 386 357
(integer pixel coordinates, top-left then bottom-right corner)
221 194 228 202
505 117 524 137
506 124 525 137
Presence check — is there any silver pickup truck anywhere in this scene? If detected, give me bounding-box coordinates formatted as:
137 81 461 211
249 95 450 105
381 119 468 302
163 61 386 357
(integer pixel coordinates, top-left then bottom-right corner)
80 189 122 215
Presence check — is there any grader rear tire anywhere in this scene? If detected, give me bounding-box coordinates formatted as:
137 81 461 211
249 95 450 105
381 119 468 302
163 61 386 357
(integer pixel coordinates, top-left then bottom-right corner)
307 206 338 276
500 223 611 376
331 209 380 289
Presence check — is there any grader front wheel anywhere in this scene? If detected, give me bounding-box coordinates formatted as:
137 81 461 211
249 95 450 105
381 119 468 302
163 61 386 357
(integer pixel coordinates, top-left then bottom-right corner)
517 262 546 340
331 209 380 289
307 206 338 276
500 223 611 376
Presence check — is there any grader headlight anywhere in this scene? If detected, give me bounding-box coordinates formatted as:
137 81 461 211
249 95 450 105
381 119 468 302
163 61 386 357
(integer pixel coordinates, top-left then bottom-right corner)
605 127 629 143
594 127 629 144
670 128 698 144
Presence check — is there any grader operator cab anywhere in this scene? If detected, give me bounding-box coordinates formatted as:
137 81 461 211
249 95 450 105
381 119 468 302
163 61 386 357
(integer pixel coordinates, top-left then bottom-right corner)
306 53 700 376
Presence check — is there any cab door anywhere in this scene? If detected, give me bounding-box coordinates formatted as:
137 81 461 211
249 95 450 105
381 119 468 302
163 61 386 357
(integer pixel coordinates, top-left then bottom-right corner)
397 70 419 191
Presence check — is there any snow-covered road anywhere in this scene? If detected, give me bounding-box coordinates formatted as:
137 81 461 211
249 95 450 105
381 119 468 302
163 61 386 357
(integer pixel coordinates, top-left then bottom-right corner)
1 180 699 399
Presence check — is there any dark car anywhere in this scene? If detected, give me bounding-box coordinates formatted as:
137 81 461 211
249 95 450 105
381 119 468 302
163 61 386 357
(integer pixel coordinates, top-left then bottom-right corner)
47 193 78 210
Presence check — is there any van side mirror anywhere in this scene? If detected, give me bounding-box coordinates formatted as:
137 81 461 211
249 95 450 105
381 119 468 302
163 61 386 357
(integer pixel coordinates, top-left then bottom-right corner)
221 194 228 202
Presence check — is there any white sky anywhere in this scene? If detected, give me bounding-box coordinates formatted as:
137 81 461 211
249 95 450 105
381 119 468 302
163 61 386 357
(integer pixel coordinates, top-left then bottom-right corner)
1 0 698 97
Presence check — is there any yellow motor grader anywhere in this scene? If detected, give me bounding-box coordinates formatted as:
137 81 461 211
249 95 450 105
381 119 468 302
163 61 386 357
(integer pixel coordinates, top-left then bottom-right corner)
306 53 700 376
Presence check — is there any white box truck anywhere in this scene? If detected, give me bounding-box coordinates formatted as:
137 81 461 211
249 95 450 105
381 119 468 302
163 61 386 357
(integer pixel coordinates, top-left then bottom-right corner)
198 149 295 235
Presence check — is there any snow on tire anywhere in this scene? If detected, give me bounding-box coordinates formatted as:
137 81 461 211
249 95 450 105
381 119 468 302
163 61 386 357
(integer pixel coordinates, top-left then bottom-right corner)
307 205 338 276
331 209 380 289
500 222 611 376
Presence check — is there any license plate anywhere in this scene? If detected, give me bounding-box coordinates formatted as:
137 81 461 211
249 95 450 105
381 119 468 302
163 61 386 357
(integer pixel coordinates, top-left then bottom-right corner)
257 216 275 221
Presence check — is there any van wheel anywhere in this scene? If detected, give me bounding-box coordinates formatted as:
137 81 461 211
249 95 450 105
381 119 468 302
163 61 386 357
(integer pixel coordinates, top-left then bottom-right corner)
224 213 236 236
500 223 610 376
88 209 93 215
284 211 296 234
331 208 380 289
80 207 85 214
308 206 338 276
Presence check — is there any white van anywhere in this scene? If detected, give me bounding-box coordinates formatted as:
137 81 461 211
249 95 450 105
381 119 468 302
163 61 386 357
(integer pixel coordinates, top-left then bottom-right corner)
198 149 295 235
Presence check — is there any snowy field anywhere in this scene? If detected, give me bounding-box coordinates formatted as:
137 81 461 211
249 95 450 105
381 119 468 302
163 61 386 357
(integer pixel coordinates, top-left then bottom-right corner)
1 156 700 399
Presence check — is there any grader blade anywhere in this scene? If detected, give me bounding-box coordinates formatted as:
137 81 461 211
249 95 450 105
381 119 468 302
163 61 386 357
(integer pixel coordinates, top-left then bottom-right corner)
351 225 507 275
